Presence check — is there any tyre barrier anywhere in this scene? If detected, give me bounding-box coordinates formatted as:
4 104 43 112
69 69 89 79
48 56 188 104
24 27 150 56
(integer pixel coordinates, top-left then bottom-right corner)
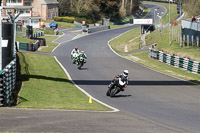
0 59 16 106
17 40 40 51
149 48 200 74
32 31 44 38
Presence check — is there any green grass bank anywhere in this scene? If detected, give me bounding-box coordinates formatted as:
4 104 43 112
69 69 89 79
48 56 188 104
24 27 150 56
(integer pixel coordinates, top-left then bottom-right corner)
109 2 200 83
16 34 110 110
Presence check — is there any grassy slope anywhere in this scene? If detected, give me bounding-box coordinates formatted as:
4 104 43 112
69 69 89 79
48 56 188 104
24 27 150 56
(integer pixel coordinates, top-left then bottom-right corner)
110 28 141 53
17 52 110 110
109 1 200 83
16 33 110 110
146 27 200 62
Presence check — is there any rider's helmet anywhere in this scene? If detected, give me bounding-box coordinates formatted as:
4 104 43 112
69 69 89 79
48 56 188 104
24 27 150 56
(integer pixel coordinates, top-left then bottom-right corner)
81 50 84 54
123 70 129 77
75 46 78 50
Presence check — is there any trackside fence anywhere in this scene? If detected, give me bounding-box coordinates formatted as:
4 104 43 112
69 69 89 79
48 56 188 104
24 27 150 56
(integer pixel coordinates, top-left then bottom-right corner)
149 48 200 74
0 59 16 106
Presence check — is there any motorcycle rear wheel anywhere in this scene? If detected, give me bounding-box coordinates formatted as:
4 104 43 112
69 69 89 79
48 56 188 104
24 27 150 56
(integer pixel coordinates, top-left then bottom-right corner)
78 62 83 69
106 89 110 96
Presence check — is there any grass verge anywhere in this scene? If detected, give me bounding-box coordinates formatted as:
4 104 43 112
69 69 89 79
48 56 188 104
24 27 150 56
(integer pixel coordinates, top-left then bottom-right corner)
109 28 141 53
42 20 76 28
146 26 200 62
16 30 110 111
109 2 200 84
123 52 200 83
16 52 110 110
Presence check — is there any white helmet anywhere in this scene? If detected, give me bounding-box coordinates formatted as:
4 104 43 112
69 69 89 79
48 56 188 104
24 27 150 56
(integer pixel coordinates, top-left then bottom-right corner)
123 70 129 77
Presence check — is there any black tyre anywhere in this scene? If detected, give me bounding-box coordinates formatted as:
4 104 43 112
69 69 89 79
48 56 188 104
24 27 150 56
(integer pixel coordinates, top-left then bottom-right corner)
106 89 110 96
78 62 83 69
110 87 118 97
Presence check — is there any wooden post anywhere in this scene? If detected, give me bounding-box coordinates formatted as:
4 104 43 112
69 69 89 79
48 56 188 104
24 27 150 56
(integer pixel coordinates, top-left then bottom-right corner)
187 35 189 47
197 36 199 47
172 26 174 39
192 35 194 47
177 31 179 42
179 34 182 47
183 35 185 46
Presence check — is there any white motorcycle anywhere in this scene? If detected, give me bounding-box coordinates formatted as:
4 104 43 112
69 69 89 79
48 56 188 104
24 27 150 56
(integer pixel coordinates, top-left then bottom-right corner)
71 53 79 64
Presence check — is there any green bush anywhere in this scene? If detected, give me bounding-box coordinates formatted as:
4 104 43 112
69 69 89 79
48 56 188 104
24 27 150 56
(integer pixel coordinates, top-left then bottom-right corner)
54 16 94 24
62 17 75 23
54 17 63 22
54 16 75 23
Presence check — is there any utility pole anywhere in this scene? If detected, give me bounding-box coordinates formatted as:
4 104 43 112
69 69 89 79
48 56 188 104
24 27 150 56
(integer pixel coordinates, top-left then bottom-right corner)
154 9 157 24
169 0 171 46
179 0 182 47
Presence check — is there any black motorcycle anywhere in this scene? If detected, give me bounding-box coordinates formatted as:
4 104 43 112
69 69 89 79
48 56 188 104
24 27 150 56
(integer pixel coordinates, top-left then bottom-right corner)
106 77 127 97
77 56 86 69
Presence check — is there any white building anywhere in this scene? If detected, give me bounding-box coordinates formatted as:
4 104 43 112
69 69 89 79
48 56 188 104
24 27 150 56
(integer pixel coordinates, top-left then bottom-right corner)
1 0 42 28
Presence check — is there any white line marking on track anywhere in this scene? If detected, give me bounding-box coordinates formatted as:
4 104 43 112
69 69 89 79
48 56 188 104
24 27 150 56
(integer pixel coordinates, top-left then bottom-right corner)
54 56 120 112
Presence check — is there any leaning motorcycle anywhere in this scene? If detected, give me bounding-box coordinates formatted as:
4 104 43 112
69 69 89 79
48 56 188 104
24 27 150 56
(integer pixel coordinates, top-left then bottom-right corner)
77 56 86 69
106 77 127 97
71 53 79 64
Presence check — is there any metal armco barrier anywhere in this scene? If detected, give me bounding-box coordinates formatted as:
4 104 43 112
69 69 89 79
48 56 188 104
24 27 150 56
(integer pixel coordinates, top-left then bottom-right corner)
149 48 200 74
0 59 16 106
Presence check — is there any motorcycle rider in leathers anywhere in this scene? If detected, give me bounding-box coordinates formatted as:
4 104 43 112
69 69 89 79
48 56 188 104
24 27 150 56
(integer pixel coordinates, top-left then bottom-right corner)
71 46 80 64
108 70 129 92
71 46 80 58
78 50 87 63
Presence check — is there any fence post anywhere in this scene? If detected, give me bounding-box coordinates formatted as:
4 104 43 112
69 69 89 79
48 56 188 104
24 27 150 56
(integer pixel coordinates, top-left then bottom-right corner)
192 35 194 47
197 36 199 47
172 26 174 39
179 34 182 47
187 35 189 47
183 35 185 46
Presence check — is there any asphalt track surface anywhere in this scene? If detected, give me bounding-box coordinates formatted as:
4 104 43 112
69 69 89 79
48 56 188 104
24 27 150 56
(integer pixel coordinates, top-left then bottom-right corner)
1 3 200 133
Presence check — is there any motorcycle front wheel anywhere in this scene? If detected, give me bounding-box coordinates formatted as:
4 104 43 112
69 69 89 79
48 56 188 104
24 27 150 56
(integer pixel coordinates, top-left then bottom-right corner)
78 62 83 69
110 87 119 97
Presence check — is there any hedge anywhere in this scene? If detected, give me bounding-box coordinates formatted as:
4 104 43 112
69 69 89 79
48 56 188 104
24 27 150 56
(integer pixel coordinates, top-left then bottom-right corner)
54 16 75 23
54 17 63 22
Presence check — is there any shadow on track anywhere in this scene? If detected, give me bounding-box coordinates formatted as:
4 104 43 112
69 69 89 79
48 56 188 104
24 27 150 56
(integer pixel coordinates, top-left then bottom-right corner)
20 74 197 86
111 94 132 98
73 80 197 86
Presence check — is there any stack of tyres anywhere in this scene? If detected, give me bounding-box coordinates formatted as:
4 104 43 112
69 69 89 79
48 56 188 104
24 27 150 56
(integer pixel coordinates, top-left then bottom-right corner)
39 38 46 46
27 43 34 51
0 72 4 106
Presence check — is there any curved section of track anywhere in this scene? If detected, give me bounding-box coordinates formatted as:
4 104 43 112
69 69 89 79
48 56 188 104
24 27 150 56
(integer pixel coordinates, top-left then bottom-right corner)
53 4 200 133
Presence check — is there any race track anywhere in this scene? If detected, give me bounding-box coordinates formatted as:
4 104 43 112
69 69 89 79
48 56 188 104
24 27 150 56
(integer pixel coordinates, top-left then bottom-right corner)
52 3 200 133
0 3 200 133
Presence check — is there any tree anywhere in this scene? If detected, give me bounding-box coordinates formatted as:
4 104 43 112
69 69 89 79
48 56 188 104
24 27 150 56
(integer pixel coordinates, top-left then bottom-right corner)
58 0 143 22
